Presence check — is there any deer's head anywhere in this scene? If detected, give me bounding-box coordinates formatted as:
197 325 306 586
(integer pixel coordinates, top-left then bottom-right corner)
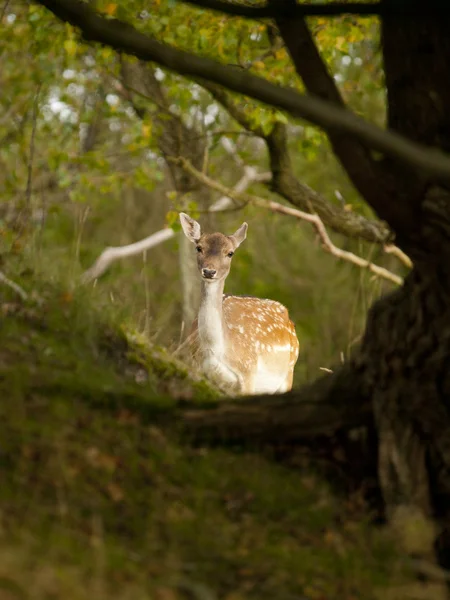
180 213 248 283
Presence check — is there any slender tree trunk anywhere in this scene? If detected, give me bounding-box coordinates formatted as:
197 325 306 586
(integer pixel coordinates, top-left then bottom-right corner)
120 60 213 330
178 233 199 332
178 189 212 332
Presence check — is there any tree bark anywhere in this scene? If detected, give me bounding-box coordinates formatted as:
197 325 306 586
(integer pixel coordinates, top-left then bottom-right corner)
182 362 370 444
351 11 450 577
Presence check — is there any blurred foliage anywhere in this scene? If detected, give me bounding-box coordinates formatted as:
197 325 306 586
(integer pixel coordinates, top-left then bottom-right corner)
0 1 398 385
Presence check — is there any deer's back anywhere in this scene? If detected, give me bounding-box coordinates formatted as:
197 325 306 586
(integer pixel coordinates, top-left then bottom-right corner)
223 295 298 389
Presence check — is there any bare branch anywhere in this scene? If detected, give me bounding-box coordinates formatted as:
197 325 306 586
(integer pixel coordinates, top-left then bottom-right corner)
191 129 257 141
0 271 28 300
175 157 404 286
210 165 271 211
383 244 412 269
266 123 391 244
220 136 244 168
36 0 450 183
81 229 175 283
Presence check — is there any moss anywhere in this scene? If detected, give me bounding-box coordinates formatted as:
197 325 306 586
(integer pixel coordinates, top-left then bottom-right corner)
0 277 412 600
125 328 220 402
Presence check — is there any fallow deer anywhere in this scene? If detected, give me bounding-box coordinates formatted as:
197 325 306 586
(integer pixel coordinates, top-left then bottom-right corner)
180 213 299 395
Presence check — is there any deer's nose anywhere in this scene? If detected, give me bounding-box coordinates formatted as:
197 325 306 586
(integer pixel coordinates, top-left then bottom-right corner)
202 268 217 279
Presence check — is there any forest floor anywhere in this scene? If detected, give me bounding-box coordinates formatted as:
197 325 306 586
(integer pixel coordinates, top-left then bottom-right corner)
0 271 416 600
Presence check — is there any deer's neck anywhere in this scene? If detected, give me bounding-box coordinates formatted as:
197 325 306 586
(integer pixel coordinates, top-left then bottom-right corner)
198 279 226 357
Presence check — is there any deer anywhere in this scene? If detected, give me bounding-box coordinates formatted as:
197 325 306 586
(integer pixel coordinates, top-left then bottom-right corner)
179 213 299 396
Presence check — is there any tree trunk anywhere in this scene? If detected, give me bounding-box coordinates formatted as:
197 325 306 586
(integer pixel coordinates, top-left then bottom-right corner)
120 59 213 330
272 2 450 578
352 250 450 564
178 233 198 332
328 12 450 582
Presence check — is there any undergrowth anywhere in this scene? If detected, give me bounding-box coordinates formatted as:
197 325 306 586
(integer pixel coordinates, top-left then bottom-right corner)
0 270 413 600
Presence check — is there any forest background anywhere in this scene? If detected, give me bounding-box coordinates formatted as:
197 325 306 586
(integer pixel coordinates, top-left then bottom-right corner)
1 2 430 599
0 0 406 385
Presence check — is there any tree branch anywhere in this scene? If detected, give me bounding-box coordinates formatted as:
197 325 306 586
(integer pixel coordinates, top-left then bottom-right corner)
0 271 28 300
273 10 412 236
199 83 392 244
81 229 176 283
266 123 392 243
179 0 428 18
209 165 271 211
36 0 450 183
180 362 370 445
175 157 404 286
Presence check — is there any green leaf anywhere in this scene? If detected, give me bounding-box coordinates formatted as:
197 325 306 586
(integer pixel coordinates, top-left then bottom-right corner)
63 39 77 56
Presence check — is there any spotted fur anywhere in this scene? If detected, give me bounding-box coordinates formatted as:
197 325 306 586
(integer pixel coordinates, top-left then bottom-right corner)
180 213 299 395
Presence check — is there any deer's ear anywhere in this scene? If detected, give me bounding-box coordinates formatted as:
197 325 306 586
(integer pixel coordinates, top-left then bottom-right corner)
230 222 248 248
179 212 201 243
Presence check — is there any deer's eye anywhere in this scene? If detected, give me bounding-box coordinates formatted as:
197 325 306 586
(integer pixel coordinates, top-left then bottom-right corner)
227 251 234 258
196 246 202 253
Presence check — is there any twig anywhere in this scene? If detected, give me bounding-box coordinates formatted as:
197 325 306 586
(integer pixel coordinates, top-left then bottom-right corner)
0 271 28 300
384 243 412 269
220 136 244 168
25 84 41 212
174 157 404 286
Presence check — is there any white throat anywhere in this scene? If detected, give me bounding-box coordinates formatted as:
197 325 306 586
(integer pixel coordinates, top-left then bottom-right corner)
198 279 225 358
